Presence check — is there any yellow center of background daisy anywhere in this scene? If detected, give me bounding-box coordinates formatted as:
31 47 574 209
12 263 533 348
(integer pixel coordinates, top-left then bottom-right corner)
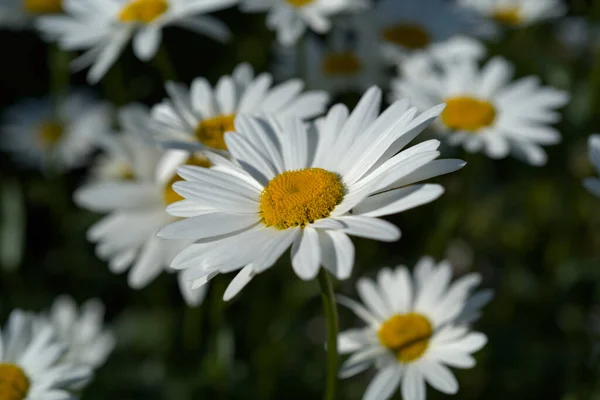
260 168 344 230
441 96 496 132
23 0 62 13
0 363 30 400
37 121 64 149
195 114 235 151
378 313 433 363
322 52 362 76
287 0 315 7
163 155 211 205
119 0 168 23
493 7 521 25
383 24 431 49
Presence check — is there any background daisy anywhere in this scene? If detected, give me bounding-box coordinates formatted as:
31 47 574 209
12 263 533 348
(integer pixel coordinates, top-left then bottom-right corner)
0 0 63 29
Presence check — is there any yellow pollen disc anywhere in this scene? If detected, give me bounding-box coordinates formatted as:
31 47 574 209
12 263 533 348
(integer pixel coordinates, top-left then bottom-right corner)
286 0 315 7
260 168 344 230
195 114 235 151
322 52 362 76
382 24 430 49
23 0 62 14
37 121 64 149
163 155 211 205
378 313 433 363
119 0 168 23
0 363 30 400
441 96 496 132
493 7 521 25
119 164 135 180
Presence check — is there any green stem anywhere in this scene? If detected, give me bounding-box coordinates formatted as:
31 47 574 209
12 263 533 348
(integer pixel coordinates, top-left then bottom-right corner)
154 45 177 82
318 269 339 400
49 45 70 111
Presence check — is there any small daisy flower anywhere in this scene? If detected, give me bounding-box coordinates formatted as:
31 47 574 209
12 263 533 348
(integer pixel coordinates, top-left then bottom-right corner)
45 295 116 372
36 0 238 84
145 63 329 151
0 0 63 29
583 134 600 198
392 56 569 165
337 257 489 400
158 86 466 300
89 132 139 182
0 91 112 171
239 0 369 46
0 309 92 400
74 106 209 307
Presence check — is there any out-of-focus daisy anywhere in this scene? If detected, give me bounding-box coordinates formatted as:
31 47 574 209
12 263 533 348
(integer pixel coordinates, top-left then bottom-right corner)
89 132 139 182
37 0 238 84
392 56 569 165
356 0 474 63
0 91 112 171
0 309 92 399
554 17 600 57
144 63 329 151
337 257 488 400
45 295 115 372
158 86 466 300
0 0 63 29
74 106 208 307
239 0 368 46
583 134 600 198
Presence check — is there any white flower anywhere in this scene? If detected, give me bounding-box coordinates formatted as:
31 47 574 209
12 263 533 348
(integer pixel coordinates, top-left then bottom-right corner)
239 0 368 46
144 63 329 151
0 91 112 171
36 0 238 84
74 106 208 307
337 257 489 400
392 56 569 165
44 295 115 372
157 86 465 300
0 309 92 399
583 134 600 198
0 0 63 29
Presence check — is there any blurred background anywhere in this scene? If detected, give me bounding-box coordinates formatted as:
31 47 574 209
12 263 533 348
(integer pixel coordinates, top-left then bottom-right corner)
1 0 600 399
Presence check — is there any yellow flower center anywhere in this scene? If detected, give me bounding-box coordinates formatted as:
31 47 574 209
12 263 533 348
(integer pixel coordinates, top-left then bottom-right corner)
287 0 315 7
194 114 235 151
378 313 433 363
260 168 344 230
322 52 362 76
493 7 521 25
37 121 64 149
441 96 496 132
119 164 135 180
0 363 30 400
382 24 431 50
119 0 168 23
163 155 211 205
23 0 62 14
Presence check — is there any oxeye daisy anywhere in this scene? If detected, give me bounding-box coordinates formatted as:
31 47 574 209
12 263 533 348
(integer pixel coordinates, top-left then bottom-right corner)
392 56 569 165
583 134 600 198
144 63 329 152
157 86 466 300
36 0 238 84
0 309 93 400
0 0 63 29
239 0 369 46
74 106 209 307
337 257 489 400
0 91 112 171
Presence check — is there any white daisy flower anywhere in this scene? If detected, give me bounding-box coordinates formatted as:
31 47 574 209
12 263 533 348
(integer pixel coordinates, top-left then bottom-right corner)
44 295 116 372
36 0 238 84
89 132 139 182
0 0 63 29
337 257 489 400
157 86 466 300
145 62 329 151
392 56 569 165
457 0 566 30
239 0 369 46
583 134 600 198
0 91 112 171
74 106 208 307
0 309 92 399
356 0 474 63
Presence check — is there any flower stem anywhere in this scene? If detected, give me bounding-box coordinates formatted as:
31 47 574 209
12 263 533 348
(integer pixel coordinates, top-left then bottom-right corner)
154 44 177 82
318 269 339 400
